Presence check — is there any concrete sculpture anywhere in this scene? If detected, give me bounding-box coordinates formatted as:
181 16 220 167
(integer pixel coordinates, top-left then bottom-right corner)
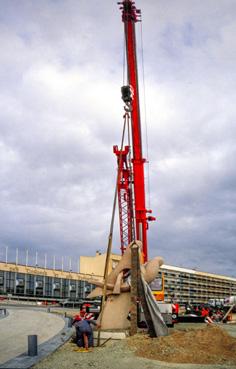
87 241 164 330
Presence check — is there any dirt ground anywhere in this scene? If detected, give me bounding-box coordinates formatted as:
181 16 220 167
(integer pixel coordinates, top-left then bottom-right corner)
127 325 236 365
33 323 236 369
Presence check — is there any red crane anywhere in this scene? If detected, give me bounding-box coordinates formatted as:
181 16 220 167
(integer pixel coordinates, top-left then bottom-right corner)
114 0 155 262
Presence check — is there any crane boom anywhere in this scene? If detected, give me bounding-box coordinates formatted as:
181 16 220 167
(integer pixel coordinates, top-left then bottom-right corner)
115 0 155 262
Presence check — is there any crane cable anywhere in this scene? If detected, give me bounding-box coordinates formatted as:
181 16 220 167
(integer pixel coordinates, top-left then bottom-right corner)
97 113 128 345
123 20 151 210
123 30 127 85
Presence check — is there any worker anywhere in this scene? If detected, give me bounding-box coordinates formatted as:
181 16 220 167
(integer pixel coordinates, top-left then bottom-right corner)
81 304 95 320
72 309 100 349
172 302 179 323
204 310 214 324
201 306 209 318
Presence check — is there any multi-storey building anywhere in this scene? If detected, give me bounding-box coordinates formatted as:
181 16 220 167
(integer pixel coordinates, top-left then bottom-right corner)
160 264 236 304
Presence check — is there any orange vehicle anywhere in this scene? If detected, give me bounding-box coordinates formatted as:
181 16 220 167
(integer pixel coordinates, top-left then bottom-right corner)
150 273 178 326
150 273 165 301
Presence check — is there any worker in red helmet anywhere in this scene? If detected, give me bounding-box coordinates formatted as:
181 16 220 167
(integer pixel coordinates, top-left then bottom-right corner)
201 307 209 318
72 308 100 349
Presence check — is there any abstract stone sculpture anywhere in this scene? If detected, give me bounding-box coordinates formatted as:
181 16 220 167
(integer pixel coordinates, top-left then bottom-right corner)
87 241 164 330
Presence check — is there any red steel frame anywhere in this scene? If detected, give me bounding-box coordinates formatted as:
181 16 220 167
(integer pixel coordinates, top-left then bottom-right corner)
116 0 155 262
113 144 134 255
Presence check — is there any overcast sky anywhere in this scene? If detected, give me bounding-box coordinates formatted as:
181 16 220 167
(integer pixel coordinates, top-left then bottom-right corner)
0 0 235 277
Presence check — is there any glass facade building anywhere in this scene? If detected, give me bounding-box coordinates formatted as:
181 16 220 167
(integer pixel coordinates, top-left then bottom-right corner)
0 263 98 301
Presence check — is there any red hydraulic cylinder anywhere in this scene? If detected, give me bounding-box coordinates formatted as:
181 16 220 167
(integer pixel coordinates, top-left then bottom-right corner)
119 0 155 261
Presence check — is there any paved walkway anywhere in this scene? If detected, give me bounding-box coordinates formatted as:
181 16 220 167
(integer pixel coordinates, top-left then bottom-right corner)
0 308 65 366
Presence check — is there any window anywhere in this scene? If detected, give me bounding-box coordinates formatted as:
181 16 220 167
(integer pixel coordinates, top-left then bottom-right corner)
6 272 15 294
26 275 34 295
45 277 53 297
16 273 25 295
150 278 163 291
35 276 44 296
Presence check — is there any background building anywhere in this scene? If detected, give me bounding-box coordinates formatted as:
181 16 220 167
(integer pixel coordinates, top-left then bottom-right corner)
0 261 102 301
79 251 120 276
160 264 236 304
0 252 235 304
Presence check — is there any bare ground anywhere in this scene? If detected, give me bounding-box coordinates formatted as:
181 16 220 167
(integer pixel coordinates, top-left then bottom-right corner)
127 325 236 365
33 324 236 369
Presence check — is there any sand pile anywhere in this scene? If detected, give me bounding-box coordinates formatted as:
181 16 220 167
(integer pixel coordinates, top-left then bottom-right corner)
127 325 236 365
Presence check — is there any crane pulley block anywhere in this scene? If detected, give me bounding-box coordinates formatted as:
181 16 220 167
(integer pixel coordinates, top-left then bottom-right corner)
121 85 134 104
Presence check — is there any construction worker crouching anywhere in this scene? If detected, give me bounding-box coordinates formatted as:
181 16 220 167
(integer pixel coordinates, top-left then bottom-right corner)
72 307 100 350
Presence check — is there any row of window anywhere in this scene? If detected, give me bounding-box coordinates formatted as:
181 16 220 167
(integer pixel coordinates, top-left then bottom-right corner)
0 271 94 299
1 269 235 303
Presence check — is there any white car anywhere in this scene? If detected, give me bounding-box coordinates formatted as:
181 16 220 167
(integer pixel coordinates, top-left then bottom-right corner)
224 296 236 305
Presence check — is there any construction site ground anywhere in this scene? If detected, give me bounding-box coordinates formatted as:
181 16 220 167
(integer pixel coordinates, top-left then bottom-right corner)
33 322 236 369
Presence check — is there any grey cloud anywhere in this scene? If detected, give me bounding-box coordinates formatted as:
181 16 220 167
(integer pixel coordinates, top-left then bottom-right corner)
0 0 235 277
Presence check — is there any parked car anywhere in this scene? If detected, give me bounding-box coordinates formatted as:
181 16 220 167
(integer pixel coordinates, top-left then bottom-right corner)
59 299 101 318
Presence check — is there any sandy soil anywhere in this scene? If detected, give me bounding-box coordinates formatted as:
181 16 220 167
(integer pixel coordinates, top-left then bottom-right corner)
127 325 236 365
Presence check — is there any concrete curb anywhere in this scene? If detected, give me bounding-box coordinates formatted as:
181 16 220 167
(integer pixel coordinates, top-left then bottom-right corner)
0 315 73 369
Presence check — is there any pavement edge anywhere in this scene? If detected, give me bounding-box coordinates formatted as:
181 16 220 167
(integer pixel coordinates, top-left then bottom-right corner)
0 314 73 369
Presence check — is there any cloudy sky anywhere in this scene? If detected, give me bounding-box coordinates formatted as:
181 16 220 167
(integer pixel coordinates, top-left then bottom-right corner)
0 0 235 277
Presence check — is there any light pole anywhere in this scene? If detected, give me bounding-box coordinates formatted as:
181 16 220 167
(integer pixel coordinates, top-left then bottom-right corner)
16 247 18 265
44 253 47 269
26 249 29 266
35 251 38 267
5 246 8 264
